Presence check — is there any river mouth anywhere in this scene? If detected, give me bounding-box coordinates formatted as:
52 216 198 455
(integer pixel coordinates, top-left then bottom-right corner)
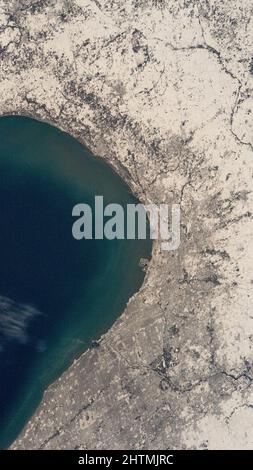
0 115 152 449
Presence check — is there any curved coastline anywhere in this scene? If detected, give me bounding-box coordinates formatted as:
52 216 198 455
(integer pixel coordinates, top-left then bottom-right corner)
0 115 153 448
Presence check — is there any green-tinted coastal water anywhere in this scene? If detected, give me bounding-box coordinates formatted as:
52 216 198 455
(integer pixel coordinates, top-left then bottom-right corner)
0 116 152 448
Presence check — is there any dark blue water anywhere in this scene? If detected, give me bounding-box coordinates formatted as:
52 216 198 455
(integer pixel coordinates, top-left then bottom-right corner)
0 116 152 448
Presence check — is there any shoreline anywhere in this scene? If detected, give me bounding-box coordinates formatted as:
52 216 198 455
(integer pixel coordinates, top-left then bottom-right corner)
1 0 253 450
0 115 153 449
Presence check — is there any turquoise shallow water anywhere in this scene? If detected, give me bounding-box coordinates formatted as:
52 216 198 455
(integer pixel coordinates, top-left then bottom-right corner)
0 116 152 448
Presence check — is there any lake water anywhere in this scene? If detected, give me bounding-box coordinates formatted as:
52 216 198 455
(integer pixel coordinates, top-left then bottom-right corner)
0 116 152 448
